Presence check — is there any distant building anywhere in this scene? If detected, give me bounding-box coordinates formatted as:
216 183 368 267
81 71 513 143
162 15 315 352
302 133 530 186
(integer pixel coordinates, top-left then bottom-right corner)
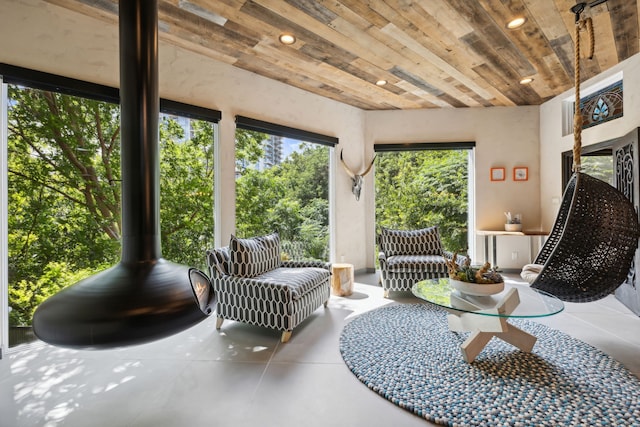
235 134 286 177
258 135 283 170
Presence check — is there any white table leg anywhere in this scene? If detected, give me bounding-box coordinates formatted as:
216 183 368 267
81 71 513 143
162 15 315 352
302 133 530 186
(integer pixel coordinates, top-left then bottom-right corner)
460 330 494 363
446 288 537 362
458 318 537 362
494 322 537 352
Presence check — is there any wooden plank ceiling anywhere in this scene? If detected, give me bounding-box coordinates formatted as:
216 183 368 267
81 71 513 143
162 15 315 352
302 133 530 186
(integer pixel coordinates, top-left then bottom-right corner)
44 0 640 110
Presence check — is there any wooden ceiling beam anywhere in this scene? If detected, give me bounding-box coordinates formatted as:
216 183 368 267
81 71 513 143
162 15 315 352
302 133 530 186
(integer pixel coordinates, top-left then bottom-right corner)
167 0 410 108
251 40 427 109
463 31 543 105
345 0 487 106
45 0 118 24
479 0 572 92
38 0 640 110
266 0 481 107
382 0 501 100
446 0 537 77
608 0 640 62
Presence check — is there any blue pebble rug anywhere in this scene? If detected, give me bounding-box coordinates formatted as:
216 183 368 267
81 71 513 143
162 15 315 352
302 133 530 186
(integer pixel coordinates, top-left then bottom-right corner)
339 303 640 426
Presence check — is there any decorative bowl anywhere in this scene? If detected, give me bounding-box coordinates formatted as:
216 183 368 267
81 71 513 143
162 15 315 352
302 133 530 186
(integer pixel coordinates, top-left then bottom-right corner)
505 223 522 232
450 279 505 296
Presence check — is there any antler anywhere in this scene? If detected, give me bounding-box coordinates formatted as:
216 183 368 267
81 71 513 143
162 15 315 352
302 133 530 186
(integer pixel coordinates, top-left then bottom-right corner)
340 149 376 176
339 149 356 178
360 155 376 177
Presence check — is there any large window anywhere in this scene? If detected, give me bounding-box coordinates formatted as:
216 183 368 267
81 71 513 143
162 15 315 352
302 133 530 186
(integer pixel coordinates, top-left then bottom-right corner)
374 143 474 257
158 106 218 271
234 117 335 261
1 66 219 349
6 85 122 347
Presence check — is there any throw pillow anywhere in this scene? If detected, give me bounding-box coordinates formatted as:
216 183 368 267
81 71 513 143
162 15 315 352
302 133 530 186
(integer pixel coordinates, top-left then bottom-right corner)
380 226 443 257
230 233 281 277
520 263 544 284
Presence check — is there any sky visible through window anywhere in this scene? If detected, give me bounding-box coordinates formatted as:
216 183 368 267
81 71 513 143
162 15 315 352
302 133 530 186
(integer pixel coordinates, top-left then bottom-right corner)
282 138 305 159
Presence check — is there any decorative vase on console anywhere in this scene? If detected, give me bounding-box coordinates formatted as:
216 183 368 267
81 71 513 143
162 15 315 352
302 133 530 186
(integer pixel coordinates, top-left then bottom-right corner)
504 212 522 232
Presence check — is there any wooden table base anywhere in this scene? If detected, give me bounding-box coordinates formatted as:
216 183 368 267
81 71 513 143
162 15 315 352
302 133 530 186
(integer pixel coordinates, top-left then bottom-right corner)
445 288 537 362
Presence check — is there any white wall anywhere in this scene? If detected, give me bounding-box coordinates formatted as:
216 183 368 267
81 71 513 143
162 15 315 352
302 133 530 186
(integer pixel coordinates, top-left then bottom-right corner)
365 107 540 268
539 53 640 230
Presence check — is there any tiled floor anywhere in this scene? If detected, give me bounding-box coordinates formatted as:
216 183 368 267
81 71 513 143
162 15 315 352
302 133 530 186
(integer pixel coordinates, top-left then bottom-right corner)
1 272 639 427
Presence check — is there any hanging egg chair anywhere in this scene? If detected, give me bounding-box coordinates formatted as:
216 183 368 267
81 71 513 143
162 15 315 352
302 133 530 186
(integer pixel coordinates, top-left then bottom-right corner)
524 2 640 302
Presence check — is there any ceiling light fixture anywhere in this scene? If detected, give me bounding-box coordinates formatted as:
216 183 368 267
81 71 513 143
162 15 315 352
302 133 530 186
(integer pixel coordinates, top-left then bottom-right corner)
279 33 296 45
519 77 534 85
507 17 526 29
376 79 387 86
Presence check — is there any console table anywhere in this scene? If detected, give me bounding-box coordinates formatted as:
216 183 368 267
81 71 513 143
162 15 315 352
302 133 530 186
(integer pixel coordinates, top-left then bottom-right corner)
476 229 549 266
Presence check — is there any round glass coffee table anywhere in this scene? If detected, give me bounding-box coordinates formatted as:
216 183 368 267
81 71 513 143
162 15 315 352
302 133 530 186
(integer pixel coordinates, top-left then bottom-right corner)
412 278 564 362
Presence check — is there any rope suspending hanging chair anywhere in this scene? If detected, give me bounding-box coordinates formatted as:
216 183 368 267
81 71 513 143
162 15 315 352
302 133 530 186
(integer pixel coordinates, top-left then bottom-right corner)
526 1 640 302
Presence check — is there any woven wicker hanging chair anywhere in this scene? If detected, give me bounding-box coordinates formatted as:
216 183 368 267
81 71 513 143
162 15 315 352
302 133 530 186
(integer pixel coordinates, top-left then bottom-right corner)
527 4 640 302
529 172 639 302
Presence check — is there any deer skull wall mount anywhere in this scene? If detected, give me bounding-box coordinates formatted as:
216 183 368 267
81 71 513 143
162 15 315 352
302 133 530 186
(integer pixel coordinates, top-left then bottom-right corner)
340 149 376 201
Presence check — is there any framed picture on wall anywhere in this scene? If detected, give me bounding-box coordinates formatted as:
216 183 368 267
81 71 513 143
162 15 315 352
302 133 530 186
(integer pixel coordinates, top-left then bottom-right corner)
490 167 505 181
513 167 529 181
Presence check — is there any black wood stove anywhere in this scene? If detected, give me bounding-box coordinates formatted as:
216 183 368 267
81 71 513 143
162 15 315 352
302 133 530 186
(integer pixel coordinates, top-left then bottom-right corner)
32 0 215 348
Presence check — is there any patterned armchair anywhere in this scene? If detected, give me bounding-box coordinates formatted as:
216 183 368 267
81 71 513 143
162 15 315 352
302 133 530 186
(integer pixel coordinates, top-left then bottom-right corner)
205 233 331 343
378 226 467 297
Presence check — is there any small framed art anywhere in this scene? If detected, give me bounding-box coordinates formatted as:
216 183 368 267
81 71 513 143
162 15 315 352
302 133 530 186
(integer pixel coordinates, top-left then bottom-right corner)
490 167 505 181
513 167 528 181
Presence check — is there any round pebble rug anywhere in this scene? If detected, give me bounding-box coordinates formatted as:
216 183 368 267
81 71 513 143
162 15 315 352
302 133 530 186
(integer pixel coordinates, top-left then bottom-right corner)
339 303 640 426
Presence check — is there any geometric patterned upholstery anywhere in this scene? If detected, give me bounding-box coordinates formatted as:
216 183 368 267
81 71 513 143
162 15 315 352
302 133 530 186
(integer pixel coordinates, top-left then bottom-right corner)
206 246 232 278
379 226 443 257
256 267 331 300
205 245 331 342
378 227 467 295
383 254 450 274
230 233 281 277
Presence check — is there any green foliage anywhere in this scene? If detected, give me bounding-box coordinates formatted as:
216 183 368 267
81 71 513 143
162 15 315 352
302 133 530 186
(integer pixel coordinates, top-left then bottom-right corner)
375 150 469 253
235 129 266 170
7 87 124 327
278 144 329 202
6 86 217 327
235 135 329 260
235 167 284 238
451 261 503 284
159 116 215 271
581 155 613 185
9 262 103 326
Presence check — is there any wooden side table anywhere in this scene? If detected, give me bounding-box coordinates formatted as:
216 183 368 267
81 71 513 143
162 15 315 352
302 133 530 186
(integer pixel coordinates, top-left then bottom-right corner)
331 263 354 296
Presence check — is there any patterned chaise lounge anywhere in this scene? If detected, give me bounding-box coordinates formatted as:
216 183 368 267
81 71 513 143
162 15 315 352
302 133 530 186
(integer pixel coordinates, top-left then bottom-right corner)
378 226 467 297
205 233 331 343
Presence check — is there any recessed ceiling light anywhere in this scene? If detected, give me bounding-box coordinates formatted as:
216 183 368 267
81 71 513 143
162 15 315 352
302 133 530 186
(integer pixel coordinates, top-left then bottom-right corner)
376 79 387 86
279 33 296 45
507 17 526 29
519 77 534 85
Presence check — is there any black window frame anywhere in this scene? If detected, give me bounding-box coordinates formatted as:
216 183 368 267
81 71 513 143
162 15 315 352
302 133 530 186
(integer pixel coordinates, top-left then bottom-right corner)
374 141 475 152
235 115 338 147
0 63 221 122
